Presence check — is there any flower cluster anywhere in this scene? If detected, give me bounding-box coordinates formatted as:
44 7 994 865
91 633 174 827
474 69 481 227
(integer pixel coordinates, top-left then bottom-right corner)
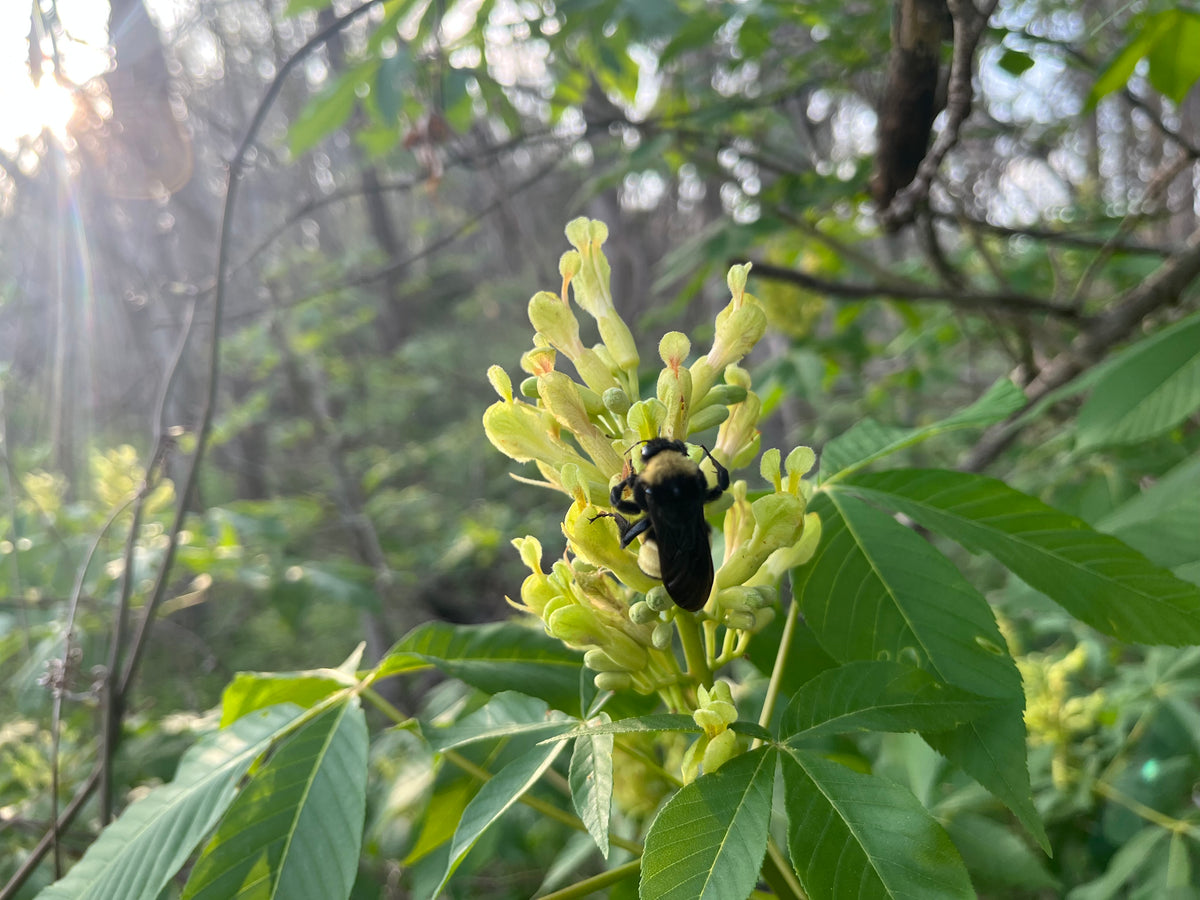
484 218 820 713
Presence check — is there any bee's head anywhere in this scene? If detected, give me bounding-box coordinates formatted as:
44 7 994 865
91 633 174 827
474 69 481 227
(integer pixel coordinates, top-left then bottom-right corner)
639 437 688 463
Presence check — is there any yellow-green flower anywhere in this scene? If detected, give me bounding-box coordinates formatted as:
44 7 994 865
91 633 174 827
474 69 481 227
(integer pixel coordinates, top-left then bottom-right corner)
486 218 820 718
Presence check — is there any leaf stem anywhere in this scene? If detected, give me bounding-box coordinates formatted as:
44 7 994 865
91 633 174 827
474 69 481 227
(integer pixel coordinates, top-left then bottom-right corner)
538 859 641 899
756 585 800 744
442 749 643 855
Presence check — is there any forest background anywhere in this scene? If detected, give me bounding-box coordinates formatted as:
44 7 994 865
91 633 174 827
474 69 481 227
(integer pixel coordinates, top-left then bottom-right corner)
3 0 1200 897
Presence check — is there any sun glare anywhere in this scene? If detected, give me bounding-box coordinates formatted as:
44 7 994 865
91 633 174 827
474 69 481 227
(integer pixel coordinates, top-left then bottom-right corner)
7 77 79 145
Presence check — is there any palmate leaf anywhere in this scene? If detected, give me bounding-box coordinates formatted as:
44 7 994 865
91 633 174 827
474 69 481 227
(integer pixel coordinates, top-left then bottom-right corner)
36 706 305 900
376 620 584 714
782 660 1000 745
640 747 775 900
783 748 974 900
795 493 1044 847
427 740 568 900
843 468 1200 645
182 700 368 900
1075 311 1200 450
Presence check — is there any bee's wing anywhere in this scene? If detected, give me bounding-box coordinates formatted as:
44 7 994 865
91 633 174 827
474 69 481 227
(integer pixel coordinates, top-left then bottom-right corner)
651 506 715 612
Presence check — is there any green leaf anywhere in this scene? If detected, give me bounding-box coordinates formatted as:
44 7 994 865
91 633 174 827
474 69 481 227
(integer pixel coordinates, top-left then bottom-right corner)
403 779 475 866
782 661 999 744
640 747 775 900
1076 312 1200 450
429 740 567 899
374 47 412 124
1067 825 1167 900
220 670 351 726
843 468 1200 645
35 706 305 900
944 812 1058 891
795 493 1044 847
182 701 368 900
376 620 584 714
289 75 360 157
1096 453 1200 569
1147 11 1200 103
798 494 1021 700
553 713 699 740
819 379 1025 482
782 748 975 900
423 691 572 751
998 48 1035 76
1087 11 1174 108
569 714 614 858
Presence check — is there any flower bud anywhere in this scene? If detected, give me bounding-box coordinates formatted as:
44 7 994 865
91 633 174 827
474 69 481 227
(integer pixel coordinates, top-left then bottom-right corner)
651 621 674 649
645 585 672 612
723 609 757 632
603 387 631 416
594 671 632 692
685 404 730 436
629 600 658 625
694 383 749 411
604 631 649 671
584 648 626 672
547 605 600 646
716 585 760 612
519 376 540 400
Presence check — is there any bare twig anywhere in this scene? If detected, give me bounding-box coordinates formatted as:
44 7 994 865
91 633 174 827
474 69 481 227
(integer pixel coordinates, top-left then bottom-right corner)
881 0 1001 228
1069 153 1192 305
963 221 1200 471
933 210 1180 255
746 259 1087 321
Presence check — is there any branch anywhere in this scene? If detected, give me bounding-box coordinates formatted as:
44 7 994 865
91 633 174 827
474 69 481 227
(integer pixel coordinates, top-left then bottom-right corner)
932 209 1180 255
963 221 1200 471
880 0 1000 229
746 259 1087 321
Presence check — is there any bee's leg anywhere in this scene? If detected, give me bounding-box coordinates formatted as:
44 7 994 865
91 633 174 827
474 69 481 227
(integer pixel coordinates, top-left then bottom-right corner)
609 476 637 509
589 510 651 548
698 445 730 499
614 514 652 548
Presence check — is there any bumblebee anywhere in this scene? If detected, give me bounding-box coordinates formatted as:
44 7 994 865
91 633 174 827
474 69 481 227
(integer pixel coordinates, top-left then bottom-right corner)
595 438 729 611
